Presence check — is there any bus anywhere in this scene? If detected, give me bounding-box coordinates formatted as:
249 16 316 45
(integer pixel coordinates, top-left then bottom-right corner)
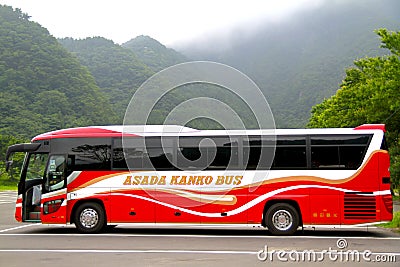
5 124 392 235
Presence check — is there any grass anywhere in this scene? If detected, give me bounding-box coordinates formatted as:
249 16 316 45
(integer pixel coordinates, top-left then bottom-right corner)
0 172 18 191
0 184 17 191
379 211 400 233
392 189 399 201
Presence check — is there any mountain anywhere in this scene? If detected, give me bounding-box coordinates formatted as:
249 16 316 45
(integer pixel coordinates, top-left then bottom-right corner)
122 35 187 71
59 36 189 124
175 0 400 128
58 37 154 122
0 5 115 138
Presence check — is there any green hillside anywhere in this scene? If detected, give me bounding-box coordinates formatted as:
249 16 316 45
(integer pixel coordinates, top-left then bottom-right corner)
123 35 187 71
2 1 399 135
177 0 400 128
59 37 153 122
308 29 400 188
59 36 190 123
0 5 116 139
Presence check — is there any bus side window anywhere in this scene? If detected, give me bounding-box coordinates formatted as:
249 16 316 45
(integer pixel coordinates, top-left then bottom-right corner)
45 155 66 192
66 155 75 176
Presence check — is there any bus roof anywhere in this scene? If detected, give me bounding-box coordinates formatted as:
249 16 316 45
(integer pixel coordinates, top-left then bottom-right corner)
31 124 385 141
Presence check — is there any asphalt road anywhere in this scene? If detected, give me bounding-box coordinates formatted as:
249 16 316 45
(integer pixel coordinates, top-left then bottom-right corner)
1 191 399 267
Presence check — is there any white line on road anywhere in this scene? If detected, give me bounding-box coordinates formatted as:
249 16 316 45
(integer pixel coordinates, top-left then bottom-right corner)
1 232 400 240
0 249 257 254
0 249 399 256
0 224 39 233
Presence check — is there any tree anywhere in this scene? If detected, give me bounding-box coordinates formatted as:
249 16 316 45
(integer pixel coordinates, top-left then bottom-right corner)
0 5 117 139
0 134 27 186
308 29 400 189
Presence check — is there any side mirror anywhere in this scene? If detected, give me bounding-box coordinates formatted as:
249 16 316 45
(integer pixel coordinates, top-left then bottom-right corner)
5 160 13 172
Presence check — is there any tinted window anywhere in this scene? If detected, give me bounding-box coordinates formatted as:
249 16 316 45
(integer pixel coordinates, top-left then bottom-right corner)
113 137 175 170
177 136 239 170
114 136 239 171
52 138 111 171
146 147 175 170
311 135 370 145
310 135 370 170
243 136 276 170
273 136 307 169
244 136 306 170
277 136 306 146
311 146 340 168
208 146 238 170
178 147 208 170
273 146 307 169
243 136 275 146
339 146 366 169
112 146 126 169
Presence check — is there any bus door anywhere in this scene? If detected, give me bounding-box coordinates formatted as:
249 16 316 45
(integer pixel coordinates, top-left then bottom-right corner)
41 155 68 224
16 153 48 223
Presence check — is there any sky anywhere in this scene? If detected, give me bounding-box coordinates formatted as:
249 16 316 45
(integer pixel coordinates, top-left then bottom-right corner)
0 0 323 45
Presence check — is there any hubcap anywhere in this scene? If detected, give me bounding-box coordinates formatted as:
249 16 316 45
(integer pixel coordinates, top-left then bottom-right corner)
272 209 293 231
80 208 99 229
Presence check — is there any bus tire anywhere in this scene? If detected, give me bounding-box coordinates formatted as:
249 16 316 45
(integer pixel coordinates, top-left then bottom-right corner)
74 202 106 234
265 203 299 235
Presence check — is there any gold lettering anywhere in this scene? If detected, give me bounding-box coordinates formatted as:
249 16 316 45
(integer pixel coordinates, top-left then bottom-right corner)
158 176 166 185
216 176 225 185
204 176 213 185
234 176 243 185
123 176 132 185
133 176 141 185
150 176 158 185
188 176 197 185
140 176 149 185
225 176 233 184
179 176 187 185
196 176 205 185
170 176 180 185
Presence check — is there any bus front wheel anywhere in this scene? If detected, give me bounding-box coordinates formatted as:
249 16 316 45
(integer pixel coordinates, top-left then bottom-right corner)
265 203 299 235
74 202 106 234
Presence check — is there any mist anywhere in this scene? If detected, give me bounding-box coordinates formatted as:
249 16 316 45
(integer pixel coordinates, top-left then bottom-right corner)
172 0 400 127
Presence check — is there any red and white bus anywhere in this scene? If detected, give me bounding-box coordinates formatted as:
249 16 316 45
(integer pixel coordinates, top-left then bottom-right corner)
5 124 392 235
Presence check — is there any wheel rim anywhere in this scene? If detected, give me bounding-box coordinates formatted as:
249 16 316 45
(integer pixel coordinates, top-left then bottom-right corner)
80 208 99 229
271 209 293 231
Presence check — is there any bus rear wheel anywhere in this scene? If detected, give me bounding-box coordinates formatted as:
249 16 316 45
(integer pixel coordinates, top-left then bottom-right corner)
265 203 299 235
74 202 105 234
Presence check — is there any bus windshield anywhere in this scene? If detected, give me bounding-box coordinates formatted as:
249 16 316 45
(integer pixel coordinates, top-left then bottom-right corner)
25 153 48 181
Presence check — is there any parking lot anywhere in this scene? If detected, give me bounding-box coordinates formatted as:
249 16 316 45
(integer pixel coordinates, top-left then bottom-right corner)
1 191 399 266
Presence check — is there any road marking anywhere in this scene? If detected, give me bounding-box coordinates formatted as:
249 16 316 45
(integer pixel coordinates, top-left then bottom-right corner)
0 191 16 204
0 224 39 233
0 249 399 256
1 231 400 240
0 249 256 254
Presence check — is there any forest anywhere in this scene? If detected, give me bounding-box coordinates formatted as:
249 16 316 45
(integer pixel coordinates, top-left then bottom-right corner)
308 29 400 189
0 4 399 189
